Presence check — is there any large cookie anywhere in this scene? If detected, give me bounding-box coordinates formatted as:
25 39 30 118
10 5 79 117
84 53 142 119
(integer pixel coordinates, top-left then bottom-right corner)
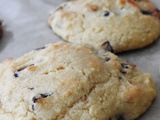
48 0 160 52
0 42 156 120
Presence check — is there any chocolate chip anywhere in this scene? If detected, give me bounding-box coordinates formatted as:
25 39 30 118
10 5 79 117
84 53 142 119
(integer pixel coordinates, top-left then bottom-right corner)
121 63 129 69
31 93 52 111
32 105 35 111
105 57 110 61
117 114 125 120
141 10 152 15
35 46 46 50
109 114 125 120
120 70 126 74
120 63 128 75
32 97 37 103
14 64 34 78
28 87 34 90
103 11 110 17
156 9 160 12
119 77 122 80
120 63 136 75
40 94 49 98
102 41 114 53
17 64 34 72
0 20 3 38
32 93 52 103
14 72 19 78
56 6 63 11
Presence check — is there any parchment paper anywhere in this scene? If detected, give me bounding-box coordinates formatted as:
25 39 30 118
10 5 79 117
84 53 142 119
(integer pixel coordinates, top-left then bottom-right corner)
0 0 159 119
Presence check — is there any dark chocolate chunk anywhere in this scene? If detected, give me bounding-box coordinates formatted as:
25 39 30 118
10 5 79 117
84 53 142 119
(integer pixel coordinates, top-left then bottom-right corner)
0 20 3 38
103 11 110 17
35 46 46 50
141 10 152 15
102 41 114 53
32 93 52 103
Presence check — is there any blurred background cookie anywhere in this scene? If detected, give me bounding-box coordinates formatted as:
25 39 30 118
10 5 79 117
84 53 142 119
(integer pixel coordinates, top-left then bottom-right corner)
49 0 160 52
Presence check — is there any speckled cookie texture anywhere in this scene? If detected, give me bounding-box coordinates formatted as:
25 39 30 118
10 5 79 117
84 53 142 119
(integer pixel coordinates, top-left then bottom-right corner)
48 0 160 52
0 42 156 120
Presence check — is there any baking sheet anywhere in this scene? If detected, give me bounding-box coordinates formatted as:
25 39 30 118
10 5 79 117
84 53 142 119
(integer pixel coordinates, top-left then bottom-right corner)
0 0 159 119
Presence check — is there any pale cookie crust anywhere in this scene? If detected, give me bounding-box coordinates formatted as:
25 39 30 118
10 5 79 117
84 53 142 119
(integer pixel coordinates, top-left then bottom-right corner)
49 0 160 52
0 42 156 120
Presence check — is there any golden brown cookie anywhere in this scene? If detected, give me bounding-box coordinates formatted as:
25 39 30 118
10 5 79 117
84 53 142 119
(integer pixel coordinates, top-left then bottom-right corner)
0 42 156 120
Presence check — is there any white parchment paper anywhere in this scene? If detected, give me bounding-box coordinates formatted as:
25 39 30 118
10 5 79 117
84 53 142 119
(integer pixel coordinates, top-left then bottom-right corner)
0 0 159 119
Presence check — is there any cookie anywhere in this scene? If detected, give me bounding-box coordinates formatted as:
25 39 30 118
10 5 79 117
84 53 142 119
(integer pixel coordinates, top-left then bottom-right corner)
0 42 156 120
48 0 160 52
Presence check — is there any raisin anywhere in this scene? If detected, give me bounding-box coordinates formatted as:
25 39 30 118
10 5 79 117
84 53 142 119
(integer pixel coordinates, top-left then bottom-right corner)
102 41 114 53
103 11 110 17
35 46 46 50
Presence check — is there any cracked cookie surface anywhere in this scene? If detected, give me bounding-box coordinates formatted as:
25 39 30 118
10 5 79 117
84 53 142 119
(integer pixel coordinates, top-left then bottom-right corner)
0 42 156 120
49 0 160 52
